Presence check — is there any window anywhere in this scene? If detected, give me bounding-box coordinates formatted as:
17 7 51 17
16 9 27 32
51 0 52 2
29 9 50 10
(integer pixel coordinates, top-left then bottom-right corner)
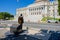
31 13 32 15
29 9 30 11
39 12 41 15
41 7 43 9
35 13 36 15
39 7 41 10
35 8 36 11
37 12 39 15
29 8 32 11
33 8 34 11
37 8 39 10
39 7 44 10
33 13 34 15
31 9 32 11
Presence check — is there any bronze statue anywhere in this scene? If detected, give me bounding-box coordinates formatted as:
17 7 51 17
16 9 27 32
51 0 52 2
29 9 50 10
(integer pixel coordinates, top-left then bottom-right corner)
14 14 24 35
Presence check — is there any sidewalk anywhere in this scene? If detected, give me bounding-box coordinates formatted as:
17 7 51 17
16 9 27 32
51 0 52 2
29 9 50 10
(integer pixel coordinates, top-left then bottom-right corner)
23 27 41 35
0 28 10 38
0 27 51 40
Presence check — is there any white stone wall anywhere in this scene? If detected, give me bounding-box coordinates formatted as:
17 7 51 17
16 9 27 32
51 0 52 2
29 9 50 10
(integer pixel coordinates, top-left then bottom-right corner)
28 15 43 22
15 0 58 22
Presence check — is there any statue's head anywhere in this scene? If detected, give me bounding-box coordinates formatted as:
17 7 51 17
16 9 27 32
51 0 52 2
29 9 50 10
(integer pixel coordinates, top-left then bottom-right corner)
20 14 22 16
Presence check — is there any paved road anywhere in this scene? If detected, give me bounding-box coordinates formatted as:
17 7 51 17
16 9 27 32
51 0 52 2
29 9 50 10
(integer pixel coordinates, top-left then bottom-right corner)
0 28 10 38
0 20 60 30
23 22 60 31
0 20 60 39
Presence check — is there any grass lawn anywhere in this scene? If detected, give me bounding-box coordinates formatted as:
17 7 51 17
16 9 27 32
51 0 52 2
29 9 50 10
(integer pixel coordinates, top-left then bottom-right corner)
41 17 60 22
9 17 14 20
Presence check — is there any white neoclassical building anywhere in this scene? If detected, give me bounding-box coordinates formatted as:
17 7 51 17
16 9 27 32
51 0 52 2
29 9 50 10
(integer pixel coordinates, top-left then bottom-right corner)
15 0 58 23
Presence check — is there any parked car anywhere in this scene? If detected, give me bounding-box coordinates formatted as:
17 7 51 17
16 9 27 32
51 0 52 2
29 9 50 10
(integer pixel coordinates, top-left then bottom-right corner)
47 20 58 23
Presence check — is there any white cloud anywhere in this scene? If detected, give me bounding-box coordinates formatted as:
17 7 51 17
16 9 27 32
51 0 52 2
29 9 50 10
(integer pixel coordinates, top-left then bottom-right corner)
17 0 19 2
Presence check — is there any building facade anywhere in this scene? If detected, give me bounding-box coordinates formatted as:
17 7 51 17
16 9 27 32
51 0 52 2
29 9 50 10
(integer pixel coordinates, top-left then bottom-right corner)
15 0 58 23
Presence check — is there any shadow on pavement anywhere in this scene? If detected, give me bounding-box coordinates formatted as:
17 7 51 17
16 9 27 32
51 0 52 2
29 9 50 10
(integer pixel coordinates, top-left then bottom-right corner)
0 35 41 40
0 30 41 40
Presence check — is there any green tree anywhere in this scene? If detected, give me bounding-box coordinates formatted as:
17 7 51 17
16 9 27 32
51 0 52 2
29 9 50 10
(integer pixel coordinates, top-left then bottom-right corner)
0 15 4 19
0 12 14 20
10 15 14 17
58 0 60 15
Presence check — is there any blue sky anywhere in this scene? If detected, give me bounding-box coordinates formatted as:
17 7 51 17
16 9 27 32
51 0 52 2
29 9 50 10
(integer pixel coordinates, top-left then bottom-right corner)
0 0 35 15
0 0 54 16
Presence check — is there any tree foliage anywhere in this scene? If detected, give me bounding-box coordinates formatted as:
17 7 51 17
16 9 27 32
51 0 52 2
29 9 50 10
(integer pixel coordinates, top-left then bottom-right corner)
58 0 60 15
0 12 14 20
0 15 4 19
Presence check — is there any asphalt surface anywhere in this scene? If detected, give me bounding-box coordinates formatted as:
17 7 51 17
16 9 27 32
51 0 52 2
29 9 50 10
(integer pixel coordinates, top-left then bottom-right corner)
0 20 60 30
0 20 60 40
0 28 10 38
0 35 41 40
